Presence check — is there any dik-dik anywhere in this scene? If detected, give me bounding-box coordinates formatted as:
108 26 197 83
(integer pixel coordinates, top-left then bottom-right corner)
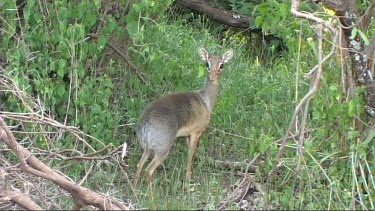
133 47 234 187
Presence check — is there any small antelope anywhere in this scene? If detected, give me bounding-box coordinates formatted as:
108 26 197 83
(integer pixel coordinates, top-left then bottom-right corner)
133 47 234 187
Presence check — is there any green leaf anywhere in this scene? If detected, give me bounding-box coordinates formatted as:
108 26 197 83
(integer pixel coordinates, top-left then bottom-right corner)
24 0 36 21
57 59 66 78
93 0 101 10
97 35 107 51
363 129 375 145
103 78 113 87
50 60 56 71
348 99 355 117
257 3 269 14
57 68 65 78
106 17 118 34
56 85 66 98
77 68 85 78
91 104 101 114
255 16 263 28
58 59 66 68
357 30 369 46
279 3 289 18
127 21 139 37
349 27 357 40
198 66 205 78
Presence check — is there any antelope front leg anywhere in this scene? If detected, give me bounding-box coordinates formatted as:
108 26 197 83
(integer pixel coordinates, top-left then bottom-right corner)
185 136 190 146
186 132 202 180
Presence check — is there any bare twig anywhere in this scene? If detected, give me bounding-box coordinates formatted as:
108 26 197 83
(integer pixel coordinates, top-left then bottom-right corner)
274 0 338 165
78 161 95 186
62 143 114 161
0 111 105 150
49 144 123 162
361 2 375 33
217 153 261 210
208 158 258 172
0 118 128 210
87 33 148 84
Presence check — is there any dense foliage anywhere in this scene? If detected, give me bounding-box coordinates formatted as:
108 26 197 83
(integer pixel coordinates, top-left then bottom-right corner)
0 0 374 209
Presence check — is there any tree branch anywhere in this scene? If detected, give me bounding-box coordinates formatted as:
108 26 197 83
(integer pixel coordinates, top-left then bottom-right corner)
0 167 43 210
0 190 43 210
275 0 338 164
0 118 128 210
87 33 148 85
362 2 375 32
319 0 352 16
364 36 375 60
176 0 253 29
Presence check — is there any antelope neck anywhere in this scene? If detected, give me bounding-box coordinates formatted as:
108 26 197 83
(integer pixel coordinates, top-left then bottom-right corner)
198 78 220 113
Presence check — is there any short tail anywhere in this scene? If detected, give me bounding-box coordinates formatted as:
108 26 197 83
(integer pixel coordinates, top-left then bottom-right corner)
121 142 127 159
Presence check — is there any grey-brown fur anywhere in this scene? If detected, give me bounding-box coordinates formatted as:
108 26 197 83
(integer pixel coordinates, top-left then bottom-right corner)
133 47 234 188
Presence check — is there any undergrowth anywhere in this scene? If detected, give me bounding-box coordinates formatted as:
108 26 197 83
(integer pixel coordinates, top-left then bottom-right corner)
0 0 373 210
107 15 374 209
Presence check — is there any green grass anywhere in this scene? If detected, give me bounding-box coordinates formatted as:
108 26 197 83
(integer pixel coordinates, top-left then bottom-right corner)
96 17 375 210
3 4 373 209
93 18 301 209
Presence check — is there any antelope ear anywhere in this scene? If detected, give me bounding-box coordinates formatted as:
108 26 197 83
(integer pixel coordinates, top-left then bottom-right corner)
222 49 234 64
199 47 209 61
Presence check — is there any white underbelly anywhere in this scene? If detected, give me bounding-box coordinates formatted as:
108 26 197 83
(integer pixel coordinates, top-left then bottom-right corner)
175 121 210 138
176 126 191 137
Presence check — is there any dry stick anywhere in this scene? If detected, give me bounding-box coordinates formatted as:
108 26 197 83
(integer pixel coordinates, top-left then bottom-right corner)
0 167 42 210
274 0 338 165
87 33 147 84
208 126 256 141
62 143 114 161
6 68 102 150
0 71 37 112
78 161 95 186
217 153 260 210
239 179 253 202
275 44 325 164
362 2 375 33
115 158 140 208
0 190 43 210
210 159 258 172
296 24 324 172
1 112 105 149
0 118 128 210
48 145 118 162
217 135 302 209
64 58 74 127
2 113 98 151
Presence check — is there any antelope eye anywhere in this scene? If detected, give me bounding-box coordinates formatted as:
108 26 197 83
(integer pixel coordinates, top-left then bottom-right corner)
219 63 224 69
206 62 212 71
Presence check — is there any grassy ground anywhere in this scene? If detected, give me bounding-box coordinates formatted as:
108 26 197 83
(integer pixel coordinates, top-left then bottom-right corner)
90 16 375 209
2 4 373 209
87 18 314 209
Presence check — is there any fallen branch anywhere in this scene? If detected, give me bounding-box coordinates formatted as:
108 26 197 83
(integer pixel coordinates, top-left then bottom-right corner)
0 117 128 210
0 167 42 210
0 190 43 210
217 153 261 210
176 0 252 29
